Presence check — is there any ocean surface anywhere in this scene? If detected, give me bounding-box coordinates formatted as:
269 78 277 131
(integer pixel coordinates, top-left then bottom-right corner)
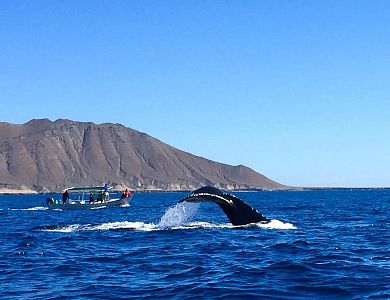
0 189 389 299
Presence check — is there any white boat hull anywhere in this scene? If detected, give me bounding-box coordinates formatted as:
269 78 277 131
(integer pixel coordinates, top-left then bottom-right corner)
46 196 132 210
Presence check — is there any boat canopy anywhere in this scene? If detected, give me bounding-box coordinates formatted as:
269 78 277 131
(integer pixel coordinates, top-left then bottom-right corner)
63 186 113 193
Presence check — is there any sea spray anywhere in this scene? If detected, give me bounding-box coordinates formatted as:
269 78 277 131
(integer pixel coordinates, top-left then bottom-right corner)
157 202 200 229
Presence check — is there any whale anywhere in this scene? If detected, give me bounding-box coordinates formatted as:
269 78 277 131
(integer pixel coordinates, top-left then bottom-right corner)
178 186 270 225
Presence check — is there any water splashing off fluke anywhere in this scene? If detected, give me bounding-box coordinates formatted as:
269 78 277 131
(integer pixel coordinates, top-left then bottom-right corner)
157 202 200 229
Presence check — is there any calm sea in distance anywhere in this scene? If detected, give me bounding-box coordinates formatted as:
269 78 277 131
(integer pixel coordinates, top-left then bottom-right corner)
0 189 389 299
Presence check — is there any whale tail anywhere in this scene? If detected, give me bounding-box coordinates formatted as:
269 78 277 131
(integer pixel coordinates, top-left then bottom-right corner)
179 186 270 225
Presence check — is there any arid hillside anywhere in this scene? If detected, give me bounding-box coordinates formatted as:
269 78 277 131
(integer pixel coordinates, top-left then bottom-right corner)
0 119 285 192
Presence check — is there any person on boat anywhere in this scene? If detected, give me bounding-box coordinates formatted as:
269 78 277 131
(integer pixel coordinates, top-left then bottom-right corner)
103 183 110 201
89 192 94 204
121 188 131 199
62 190 69 204
98 191 103 202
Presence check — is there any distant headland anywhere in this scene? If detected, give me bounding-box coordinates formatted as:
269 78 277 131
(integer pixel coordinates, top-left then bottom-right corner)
0 119 287 193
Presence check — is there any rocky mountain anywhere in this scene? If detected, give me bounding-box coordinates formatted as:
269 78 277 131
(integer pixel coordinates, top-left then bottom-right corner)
0 119 285 192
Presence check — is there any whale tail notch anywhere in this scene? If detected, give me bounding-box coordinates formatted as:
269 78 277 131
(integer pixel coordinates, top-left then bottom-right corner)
178 186 270 225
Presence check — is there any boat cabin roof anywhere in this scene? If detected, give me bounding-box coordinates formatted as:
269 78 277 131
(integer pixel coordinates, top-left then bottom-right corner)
63 186 113 193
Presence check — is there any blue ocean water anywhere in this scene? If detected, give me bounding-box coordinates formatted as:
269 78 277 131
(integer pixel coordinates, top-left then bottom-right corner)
0 189 389 299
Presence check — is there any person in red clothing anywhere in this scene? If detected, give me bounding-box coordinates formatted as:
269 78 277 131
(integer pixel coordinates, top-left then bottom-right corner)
126 189 132 198
121 188 132 199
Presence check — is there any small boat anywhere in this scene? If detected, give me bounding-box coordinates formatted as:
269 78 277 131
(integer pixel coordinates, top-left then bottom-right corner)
46 185 132 210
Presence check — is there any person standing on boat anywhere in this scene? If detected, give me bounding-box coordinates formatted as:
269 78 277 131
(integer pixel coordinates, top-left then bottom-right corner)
98 191 103 202
125 188 131 198
104 183 110 201
62 190 69 204
89 192 94 204
121 188 131 199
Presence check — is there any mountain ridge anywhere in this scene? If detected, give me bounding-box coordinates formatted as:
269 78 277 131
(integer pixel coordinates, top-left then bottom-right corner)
0 119 286 192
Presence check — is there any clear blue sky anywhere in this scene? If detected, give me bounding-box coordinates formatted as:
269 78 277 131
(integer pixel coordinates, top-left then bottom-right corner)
1 1 390 187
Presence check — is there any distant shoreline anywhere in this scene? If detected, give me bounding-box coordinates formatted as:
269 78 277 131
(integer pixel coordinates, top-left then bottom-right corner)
0 188 39 195
0 186 389 195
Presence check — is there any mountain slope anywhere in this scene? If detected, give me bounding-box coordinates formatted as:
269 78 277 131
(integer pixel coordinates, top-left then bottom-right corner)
0 119 285 192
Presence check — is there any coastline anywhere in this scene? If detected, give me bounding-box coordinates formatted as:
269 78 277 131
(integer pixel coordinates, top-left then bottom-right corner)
0 188 38 194
0 186 388 195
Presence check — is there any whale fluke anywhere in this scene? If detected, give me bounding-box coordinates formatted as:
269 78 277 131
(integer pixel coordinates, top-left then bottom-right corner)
179 186 270 225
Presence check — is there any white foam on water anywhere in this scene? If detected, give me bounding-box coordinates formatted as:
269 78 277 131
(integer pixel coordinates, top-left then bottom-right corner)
176 220 296 230
256 219 297 230
157 202 200 229
46 224 85 233
39 219 296 233
173 221 235 230
86 221 229 232
40 202 200 233
39 221 158 233
92 221 156 231
11 206 48 211
90 206 106 210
